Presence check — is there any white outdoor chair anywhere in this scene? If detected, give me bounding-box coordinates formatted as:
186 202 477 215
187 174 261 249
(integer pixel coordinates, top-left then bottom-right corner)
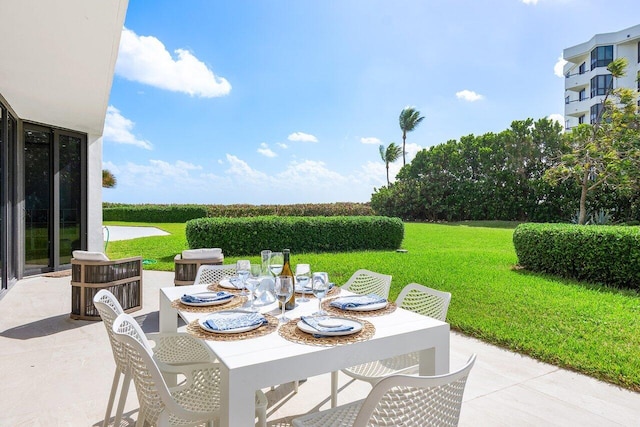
193 264 237 286
341 269 392 298
93 290 214 427
331 283 452 406
294 354 476 427
112 312 268 427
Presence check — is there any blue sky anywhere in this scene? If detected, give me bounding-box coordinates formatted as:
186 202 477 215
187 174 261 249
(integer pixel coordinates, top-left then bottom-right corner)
103 0 639 205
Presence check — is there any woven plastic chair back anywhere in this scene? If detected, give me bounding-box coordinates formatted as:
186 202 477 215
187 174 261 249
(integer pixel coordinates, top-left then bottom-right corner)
112 313 222 426
342 269 391 299
296 355 476 427
354 354 476 427
93 289 126 372
194 264 237 286
397 283 451 322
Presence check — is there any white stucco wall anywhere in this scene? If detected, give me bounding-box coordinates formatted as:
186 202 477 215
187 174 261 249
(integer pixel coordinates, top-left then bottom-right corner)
87 135 104 252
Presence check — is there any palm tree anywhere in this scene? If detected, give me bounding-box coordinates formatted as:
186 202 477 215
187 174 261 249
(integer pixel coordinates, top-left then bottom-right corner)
102 169 117 188
399 107 425 166
379 143 403 185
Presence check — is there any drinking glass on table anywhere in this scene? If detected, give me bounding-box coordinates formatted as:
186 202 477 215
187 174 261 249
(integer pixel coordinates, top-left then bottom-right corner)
268 252 284 276
274 276 294 323
244 264 261 311
295 264 311 303
236 259 251 296
312 272 329 316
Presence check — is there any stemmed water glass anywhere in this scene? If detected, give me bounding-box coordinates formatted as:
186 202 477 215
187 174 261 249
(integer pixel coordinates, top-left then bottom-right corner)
244 264 261 311
274 276 293 323
268 252 284 277
312 272 329 316
295 264 311 302
236 259 251 297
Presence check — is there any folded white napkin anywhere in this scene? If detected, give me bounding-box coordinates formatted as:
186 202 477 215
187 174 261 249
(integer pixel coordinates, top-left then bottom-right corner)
204 312 267 331
181 291 233 304
329 293 387 310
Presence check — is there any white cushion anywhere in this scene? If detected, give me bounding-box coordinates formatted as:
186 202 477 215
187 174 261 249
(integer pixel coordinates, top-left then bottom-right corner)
72 250 110 262
181 248 223 259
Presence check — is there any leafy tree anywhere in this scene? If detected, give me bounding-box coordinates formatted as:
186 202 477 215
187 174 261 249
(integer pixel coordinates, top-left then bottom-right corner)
544 58 640 224
379 142 403 185
102 169 117 188
399 107 424 166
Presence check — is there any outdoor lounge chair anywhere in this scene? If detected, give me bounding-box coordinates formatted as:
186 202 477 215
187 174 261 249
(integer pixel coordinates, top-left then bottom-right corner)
174 248 224 286
70 250 143 320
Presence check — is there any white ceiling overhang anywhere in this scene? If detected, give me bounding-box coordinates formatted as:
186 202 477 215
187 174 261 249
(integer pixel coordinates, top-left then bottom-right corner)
0 0 128 135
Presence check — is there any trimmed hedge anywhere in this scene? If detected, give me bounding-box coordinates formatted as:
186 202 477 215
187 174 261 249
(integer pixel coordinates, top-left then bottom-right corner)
185 216 404 256
103 202 373 223
103 204 208 223
513 223 640 289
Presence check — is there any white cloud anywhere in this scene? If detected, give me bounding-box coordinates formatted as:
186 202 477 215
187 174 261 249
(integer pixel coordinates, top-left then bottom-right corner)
547 113 565 127
257 142 277 158
288 132 318 143
276 142 288 149
103 105 153 150
521 0 538 4
116 27 231 98
360 137 381 145
456 90 484 102
554 55 568 78
225 154 270 182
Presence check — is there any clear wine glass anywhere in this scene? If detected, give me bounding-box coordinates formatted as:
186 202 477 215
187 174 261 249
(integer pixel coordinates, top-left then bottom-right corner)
312 272 329 316
274 275 293 323
295 263 311 303
236 259 251 297
268 252 284 277
244 264 262 311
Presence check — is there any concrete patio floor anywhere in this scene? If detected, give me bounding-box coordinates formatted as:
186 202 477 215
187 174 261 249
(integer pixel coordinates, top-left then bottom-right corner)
1 270 638 426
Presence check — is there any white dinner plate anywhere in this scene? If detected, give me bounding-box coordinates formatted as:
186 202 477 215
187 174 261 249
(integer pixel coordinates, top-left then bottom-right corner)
297 317 363 336
295 285 313 294
180 292 235 307
198 310 264 334
334 296 388 312
218 278 242 290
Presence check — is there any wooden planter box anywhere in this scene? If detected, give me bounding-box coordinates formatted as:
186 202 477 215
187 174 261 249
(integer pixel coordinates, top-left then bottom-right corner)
174 254 224 286
71 256 143 320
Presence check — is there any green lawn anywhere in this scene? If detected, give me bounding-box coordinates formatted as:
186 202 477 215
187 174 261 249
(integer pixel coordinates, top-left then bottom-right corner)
105 220 640 392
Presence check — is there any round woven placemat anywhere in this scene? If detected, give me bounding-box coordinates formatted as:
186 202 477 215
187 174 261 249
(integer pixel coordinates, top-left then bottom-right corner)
207 283 243 294
320 298 397 317
278 317 375 347
186 314 278 341
171 295 247 313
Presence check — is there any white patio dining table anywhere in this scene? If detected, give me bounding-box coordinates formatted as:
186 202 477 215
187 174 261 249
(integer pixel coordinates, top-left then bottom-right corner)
159 284 450 427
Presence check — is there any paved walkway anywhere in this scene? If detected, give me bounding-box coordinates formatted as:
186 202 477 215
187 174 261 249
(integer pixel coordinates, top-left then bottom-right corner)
103 225 169 241
0 270 638 426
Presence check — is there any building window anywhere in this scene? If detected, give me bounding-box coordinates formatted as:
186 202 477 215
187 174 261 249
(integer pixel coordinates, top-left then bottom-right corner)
590 74 612 98
579 62 586 74
565 96 570 104
565 120 570 131
578 115 585 124
590 45 613 70
638 41 640 63
590 104 602 124
579 89 587 101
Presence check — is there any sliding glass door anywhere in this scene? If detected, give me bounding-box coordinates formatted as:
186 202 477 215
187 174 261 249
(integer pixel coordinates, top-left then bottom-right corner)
24 124 86 275
1 103 17 290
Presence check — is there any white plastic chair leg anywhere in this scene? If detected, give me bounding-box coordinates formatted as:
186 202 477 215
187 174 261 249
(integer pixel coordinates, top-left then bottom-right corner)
114 371 131 427
103 369 120 427
330 371 338 408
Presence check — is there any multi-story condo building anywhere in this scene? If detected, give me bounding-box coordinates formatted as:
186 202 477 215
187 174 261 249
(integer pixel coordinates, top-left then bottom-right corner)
563 24 640 130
